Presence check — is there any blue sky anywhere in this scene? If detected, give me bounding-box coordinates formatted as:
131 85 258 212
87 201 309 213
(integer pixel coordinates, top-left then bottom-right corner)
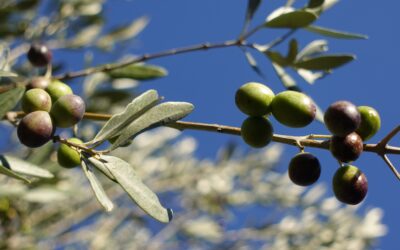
96 1 399 248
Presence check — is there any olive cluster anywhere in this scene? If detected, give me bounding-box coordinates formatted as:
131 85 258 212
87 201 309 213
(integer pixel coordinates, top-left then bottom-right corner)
235 82 316 148
17 44 86 168
235 82 381 205
324 101 380 205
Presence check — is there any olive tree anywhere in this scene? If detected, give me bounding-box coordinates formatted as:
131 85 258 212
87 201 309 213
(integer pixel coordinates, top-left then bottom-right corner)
0 0 389 249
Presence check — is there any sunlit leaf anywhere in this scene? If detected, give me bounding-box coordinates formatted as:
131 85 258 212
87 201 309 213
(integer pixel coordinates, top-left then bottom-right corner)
90 89 160 145
109 102 194 150
0 156 30 183
87 156 116 182
22 187 68 203
266 10 317 29
296 40 328 60
97 16 149 50
101 155 173 223
68 25 102 47
107 63 168 80
296 68 326 84
305 25 368 39
294 54 355 70
0 86 24 119
271 62 296 89
81 158 114 212
1 155 54 179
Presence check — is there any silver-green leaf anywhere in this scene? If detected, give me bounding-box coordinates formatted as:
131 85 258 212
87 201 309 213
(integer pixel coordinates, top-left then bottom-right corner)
81 158 114 212
0 156 30 183
101 155 173 223
294 54 355 70
271 62 296 89
266 10 317 29
107 63 168 80
109 102 194 150
0 155 54 179
0 86 25 119
305 25 368 40
90 89 160 145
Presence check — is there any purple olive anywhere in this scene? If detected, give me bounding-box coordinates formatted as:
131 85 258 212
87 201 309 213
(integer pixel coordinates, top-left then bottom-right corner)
332 165 368 205
27 43 52 67
288 152 321 186
17 111 55 148
330 132 363 163
324 101 361 136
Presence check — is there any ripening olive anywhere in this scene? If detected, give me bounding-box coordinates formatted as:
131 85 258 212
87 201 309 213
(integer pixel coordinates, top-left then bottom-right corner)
27 43 52 67
330 132 363 163
288 152 321 186
17 111 54 148
50 94 85 128
332 165 368 205
57 138 83 168
241 116 273 148
26 77 51 89
21 88 52 113
235 82 275 116
356 106 381 141
45 80 73 102
324 101 361 136
271 90 316 128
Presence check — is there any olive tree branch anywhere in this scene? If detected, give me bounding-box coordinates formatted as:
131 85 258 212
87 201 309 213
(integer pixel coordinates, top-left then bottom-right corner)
55 28 296 81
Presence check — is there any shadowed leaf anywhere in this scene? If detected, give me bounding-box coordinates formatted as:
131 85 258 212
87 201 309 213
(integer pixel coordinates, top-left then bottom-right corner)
266 10 317 29
294 54 355 70
107 63 167 80
306 25 368 39
0 86 25 119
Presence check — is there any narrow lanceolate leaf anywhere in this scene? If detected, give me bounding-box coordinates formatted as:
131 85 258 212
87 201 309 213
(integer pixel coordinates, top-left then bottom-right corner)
0 86 25 119
308 0 325 8
81 159 114 212
90 90 160 145
0 70 18 78
242 49 266 79
265 51 289 67
87 156 116 182
265 10 317 29
1 155 53 179
101 155 173 223
286 39 298 63
0 156 30 183
296 40 328 61
271 63 296 89
245 0 262 22
110 102 194 150
305 25 368 40
294 54 355 70
107 64 168 80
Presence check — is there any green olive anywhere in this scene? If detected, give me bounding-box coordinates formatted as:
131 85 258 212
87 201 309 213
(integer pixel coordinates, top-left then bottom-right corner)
50 94 86 128
45 80 73 102
235 82 275 116
57 138 83 168
356 106 381 141
21 88 52 113
241 116 273 148
271 90 316 128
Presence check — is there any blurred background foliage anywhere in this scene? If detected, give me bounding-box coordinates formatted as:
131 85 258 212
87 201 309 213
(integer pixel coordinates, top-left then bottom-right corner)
0 1 386 249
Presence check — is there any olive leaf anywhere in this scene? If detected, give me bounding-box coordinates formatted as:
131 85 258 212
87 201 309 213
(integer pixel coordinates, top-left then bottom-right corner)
271 62 296 89
0 156 30 183
308 0 325 8
294 54 355 70
101 155 173 223
87 155 116 182
296 40 328 61
22 187 69 203
81 158 114 212
0 155 54 179
89 89 160 145
266 9 317 29
242 49 266 79
109 102 194 150
107 63 168 80
0 86 25 119
305 25 368 40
